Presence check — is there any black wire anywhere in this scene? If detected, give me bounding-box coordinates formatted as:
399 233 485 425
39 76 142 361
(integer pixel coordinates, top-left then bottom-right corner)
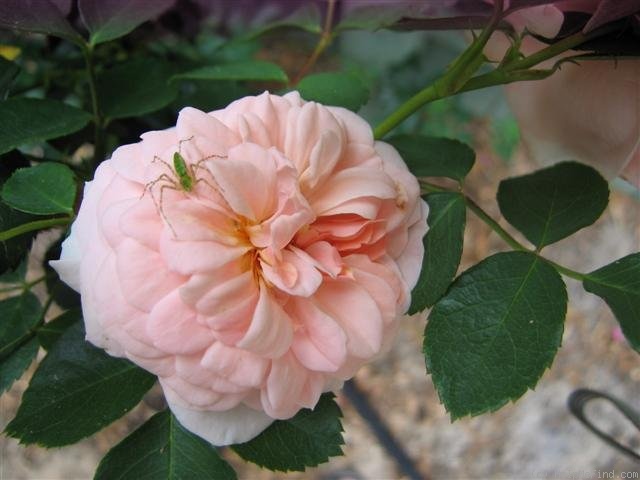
343 378 428 480
568 388 640 462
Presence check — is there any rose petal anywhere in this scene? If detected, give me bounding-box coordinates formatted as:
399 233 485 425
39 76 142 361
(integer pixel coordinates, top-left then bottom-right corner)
289 297 347 372
313 279 384 359
167 399 274 446
147 290 216 355
207 143 278 221
260 248 323 297
115 238 186 312
236 284 293 358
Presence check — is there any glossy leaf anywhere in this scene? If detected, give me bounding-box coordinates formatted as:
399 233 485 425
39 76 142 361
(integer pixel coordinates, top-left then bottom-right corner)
2 163 76 216
425 252 567 418
409 192 466 313
174 80 250 114
0 201 38 274
95 410 237 480
0 257 27 284
297 72 369 112
79 0 175 45
0 292 41 361
0 0 82 44
247 2 322 38
97 57 178 119
0 98 92 155
44 239 81 309
36 308 81 350
583 253 640 353
0 337 38 394
388 135 475 182
497 162 609 249
174 60 288 84
5 322 156 446
232 393 344 472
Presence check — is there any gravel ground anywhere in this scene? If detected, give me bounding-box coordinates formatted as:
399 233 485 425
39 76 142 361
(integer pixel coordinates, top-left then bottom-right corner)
1 151 638 480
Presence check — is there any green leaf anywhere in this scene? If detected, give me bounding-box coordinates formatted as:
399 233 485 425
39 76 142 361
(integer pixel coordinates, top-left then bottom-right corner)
0 257 27 284
78 0 174 46
0 155 38 274
0 56 20 98
232 393 344 472
95 410 237 480
297 73 369 112
174 60 289 84
409 192 466 314
387 135 475 182
36 308 81 350
173 80 250 115
0 98 92 155
5 321 156 447
97 58 178 120
0 292 41 360
247 3 322 38
583 253 640 353
0 337 38 394
497 162 609 249
1 163 76 215
0 201 38 274
210 39 261 64
43 238 80 309
335 3 412 31
424 251 567 419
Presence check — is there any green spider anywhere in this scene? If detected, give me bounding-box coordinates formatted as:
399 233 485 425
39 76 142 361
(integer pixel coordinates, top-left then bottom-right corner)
142 136 224 235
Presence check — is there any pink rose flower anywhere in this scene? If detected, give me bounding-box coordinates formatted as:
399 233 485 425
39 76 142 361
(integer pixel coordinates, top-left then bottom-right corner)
51 91 428 445
485 1 640 186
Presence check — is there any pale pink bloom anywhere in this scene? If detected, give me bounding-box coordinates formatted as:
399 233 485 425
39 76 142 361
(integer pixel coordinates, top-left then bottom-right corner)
485 1 640 186
51 91 428 446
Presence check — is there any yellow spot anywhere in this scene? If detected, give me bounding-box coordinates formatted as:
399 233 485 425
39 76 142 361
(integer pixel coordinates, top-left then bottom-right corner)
0 45 21 61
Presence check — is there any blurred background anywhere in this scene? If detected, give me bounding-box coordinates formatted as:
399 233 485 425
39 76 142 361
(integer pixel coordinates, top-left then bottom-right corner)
1 1 639 478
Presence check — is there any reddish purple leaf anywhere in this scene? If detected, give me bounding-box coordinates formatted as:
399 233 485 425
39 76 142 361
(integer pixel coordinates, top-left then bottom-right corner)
506 0 558 9
0 0 81 43
78 0 175 45
583 0 640 32
50 0 73 16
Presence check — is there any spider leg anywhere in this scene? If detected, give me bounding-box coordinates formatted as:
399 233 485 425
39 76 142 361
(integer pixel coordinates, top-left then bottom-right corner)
157 182 181 238
193 177 223 195
141 173 175 199
191 159 227 191
196 153 227 164
152 155 175 175
178 135 195 155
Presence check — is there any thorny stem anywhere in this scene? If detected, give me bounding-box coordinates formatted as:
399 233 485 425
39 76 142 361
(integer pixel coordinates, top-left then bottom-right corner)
291 0 337 86
456 30 590 94
420 181 587 281
374 0 504 139
373 24 590 139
